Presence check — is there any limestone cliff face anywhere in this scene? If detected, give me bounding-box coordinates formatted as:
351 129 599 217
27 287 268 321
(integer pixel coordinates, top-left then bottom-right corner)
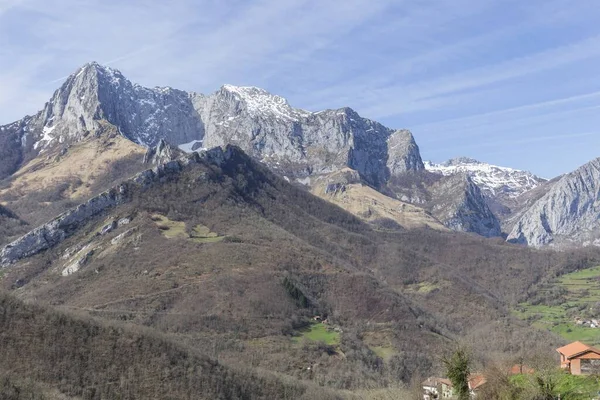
0 63 423 187
507 158 600 247
0 186 129 266
37 62 204 147
191 86 424 186
387 130 424 176
428 174 502 237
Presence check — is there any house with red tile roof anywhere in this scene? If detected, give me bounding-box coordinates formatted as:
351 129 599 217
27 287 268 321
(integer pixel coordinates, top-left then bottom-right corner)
422 374 486 399
422 377 453 399
556 341 600 375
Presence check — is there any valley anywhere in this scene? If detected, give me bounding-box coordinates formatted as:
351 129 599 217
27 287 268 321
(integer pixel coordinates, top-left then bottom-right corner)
0 60 599 398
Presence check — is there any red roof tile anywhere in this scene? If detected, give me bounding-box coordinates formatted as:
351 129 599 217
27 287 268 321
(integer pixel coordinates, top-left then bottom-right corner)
468 374 486 390
556 341 600 359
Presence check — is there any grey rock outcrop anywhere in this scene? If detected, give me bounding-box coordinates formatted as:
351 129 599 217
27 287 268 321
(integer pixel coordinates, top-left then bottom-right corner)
143 139 184 165
0 185 129 267
428 174 502 237
0 63 423 187
2 186 135 267
507 158 600 247
424 157 547 232
387 130 424 175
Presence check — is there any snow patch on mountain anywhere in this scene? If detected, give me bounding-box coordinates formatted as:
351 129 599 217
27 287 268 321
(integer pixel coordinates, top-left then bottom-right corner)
178 139 204 153
221 84 311 121
424 158 545 198
34 125 56 150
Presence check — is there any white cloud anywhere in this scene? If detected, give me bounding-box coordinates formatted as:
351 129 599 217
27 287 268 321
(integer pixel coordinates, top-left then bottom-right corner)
412 91 600 139
353 34 600 119
2 0 600 181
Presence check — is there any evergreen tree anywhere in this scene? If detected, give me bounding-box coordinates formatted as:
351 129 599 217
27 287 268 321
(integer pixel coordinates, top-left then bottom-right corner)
443 348 471 400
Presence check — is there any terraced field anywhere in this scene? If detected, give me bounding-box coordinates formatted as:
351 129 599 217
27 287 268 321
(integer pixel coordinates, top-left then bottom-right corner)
514 266 600 345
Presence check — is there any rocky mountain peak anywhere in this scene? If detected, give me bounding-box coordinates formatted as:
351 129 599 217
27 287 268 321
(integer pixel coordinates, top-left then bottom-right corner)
386 129 424 176
442 157 481 166
425 157 545 199
1 61 427 196
143 139 185 165
507 157 600 247
218 84 311 121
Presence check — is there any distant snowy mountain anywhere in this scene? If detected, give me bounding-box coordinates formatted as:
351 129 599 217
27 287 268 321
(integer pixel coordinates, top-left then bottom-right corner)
424 157 549 233
424 157 546 199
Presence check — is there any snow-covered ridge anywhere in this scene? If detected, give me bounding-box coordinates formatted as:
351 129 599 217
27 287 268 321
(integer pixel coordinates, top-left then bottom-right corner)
424 158 545 198
222 84 311 121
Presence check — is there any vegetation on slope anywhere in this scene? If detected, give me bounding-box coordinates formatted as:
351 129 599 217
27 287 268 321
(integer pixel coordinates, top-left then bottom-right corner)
294 323 340 346
0 291 345 400
515 265 600 345
0 129 147 247
3 145 600 393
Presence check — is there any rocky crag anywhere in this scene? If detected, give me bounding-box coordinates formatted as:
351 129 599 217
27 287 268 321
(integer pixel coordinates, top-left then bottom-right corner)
425 157 547 229
0 63 423 187
0 62 527 240
508 158 600 247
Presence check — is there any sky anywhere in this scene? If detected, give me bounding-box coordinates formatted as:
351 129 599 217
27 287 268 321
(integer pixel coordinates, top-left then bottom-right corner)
1 0 599 178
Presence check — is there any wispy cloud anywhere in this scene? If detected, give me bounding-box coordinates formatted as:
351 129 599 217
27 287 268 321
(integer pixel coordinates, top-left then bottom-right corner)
426 131 598 156
353 34 600 118
1 0 599 176
0 0 23 16
414 90 600 131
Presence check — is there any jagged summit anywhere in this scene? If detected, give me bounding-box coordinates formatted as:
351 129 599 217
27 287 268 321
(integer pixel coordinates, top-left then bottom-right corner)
75 61 120 76
220 84 311 121
425 157 545 199
442 157 481 166
0 61 425 188
508 157 600 247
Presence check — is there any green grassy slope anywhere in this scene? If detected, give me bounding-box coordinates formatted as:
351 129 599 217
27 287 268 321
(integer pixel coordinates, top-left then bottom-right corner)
514 266 600 345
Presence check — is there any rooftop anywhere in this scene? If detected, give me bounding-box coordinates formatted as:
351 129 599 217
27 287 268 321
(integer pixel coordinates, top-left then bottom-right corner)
556 341 600 359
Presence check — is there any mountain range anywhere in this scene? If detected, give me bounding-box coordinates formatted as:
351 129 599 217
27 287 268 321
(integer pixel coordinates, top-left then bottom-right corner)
1 62 600 397
2 62 599 248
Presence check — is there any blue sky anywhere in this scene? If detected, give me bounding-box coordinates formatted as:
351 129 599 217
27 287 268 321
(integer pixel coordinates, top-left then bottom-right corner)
1 0 599 178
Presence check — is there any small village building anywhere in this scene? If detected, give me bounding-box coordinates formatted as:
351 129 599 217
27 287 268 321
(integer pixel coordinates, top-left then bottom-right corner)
421 377 453 399
556 341 600 375
422 375 484 399
468 374 486 396
422 377 440 399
